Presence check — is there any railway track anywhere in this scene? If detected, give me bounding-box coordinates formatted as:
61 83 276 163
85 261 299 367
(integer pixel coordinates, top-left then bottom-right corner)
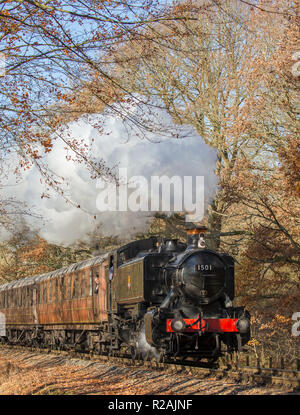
1 343 299 390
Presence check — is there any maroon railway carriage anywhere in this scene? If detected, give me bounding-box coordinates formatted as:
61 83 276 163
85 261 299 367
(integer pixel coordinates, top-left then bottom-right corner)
0 254 110 349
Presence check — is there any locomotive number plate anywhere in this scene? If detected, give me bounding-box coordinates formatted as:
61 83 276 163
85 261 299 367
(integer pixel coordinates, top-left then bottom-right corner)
195 264 213 271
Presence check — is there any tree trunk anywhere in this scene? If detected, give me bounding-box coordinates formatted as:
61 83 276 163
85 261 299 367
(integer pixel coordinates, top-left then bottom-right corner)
207 199 223 251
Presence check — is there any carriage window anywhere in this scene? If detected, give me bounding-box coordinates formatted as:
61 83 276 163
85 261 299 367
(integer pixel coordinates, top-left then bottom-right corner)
51 281 54 303
43 283 46 304
49 281 52 303
78 273 82 297
61 275 65 301
68 275 72 299
37 285 40 304
89 270 93 296
94 272 100 295
81 272 87 298
73 273 79 298
55 278 58 303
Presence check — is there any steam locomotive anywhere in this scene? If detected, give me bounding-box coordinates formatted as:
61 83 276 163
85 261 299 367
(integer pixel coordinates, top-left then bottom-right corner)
0 225 250 363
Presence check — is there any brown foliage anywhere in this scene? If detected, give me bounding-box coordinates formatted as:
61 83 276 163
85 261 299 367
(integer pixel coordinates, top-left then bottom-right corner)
0 227 93 284
1 0 188 200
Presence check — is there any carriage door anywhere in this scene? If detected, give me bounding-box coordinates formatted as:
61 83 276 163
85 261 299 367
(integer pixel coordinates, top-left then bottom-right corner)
32 287 38 325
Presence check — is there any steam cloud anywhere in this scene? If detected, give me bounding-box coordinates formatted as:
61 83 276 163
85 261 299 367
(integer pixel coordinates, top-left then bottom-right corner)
136 324 160 360
1 108 218 246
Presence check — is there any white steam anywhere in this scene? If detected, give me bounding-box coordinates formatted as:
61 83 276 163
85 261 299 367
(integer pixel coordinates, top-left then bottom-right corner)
136 324 160 360
1 108 218 245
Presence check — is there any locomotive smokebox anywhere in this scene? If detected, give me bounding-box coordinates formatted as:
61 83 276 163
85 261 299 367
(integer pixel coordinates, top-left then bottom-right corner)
186 224 207 249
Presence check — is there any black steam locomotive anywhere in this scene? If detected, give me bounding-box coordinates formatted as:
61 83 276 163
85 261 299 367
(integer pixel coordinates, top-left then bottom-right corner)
110 225 251 362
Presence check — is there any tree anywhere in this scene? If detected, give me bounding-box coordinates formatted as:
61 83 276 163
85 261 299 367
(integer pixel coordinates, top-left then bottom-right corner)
104 1 256 248
222 0 300 297
97 0 298 253
0 225 95 284
0 0 193 206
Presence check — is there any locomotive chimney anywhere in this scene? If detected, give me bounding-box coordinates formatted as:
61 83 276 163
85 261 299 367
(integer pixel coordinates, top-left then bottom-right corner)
186 224 207 249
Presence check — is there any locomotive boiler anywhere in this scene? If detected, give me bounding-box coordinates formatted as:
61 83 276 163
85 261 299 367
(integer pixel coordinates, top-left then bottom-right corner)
0 225 250 363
